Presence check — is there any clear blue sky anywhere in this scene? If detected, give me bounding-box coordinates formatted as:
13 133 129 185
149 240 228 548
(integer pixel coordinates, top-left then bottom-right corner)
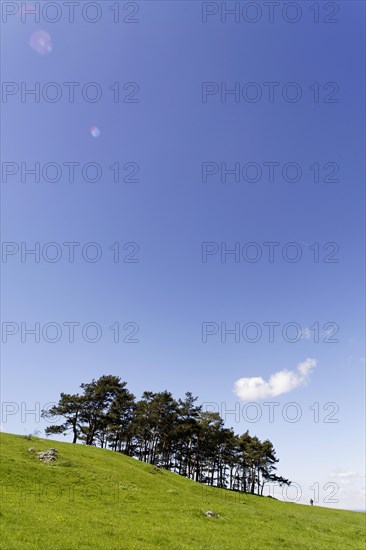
1 1 365 510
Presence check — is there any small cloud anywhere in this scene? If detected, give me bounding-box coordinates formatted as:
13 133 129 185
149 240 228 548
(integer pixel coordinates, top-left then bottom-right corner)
330 471 364 479
233 358 316 401
300 326 336 341
301 327 312 340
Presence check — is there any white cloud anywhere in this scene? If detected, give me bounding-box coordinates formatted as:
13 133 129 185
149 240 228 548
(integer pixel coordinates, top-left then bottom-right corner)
233 358 317 401
330 471 365 479
300 326 337 341
301 327 312 340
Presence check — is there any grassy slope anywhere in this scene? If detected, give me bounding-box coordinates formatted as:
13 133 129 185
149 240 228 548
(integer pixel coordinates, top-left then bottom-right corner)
0 433 365 550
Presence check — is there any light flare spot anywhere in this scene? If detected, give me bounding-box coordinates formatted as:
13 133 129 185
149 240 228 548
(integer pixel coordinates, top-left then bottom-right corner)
29 30 52 55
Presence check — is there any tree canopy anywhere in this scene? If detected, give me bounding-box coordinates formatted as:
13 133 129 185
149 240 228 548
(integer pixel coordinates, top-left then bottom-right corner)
42 375 291 496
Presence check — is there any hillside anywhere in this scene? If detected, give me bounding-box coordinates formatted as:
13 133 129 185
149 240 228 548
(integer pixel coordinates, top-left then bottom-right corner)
0 433 364 549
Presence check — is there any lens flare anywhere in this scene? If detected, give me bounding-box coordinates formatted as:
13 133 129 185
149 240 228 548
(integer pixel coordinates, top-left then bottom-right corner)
29 30 52 55
90 126 101 138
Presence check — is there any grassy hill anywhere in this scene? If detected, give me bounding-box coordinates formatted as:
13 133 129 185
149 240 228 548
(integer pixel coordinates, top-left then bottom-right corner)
1 433 365 549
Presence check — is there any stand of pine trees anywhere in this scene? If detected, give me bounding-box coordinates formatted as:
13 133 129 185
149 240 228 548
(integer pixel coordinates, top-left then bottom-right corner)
42 375 291 495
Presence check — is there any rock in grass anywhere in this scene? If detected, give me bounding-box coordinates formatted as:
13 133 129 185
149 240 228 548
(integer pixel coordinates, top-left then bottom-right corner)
204 510 220 518
37 449 58 463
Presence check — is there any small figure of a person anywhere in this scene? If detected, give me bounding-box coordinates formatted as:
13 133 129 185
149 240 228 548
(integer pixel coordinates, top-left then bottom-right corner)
310 498 314 506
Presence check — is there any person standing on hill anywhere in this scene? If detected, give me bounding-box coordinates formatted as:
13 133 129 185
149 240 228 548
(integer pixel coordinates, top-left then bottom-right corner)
310 499 314 506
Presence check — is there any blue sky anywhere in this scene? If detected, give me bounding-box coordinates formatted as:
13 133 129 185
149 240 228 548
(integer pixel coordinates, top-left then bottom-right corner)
1 1 365 510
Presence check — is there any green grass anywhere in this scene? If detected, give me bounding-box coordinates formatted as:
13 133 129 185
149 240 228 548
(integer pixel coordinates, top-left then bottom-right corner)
1 433 365 549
